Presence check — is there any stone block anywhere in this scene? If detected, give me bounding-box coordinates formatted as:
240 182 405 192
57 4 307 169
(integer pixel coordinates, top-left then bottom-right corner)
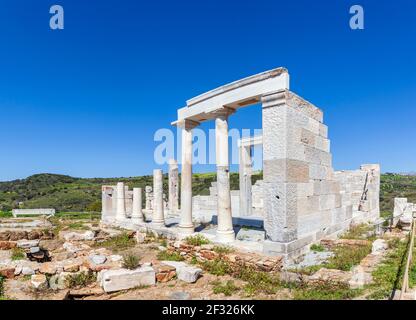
100 267 155 293
309 164 331 180
236 229 265 242
319 123 328 138
319 194 336 211
300 128 316 146
264 159 310 183
16 239 40 249
160 261 202 283
297 196 320 216
297 182 314 197
31 274 48 290
297 213 321 236
314 136 330 152
263 182 298 242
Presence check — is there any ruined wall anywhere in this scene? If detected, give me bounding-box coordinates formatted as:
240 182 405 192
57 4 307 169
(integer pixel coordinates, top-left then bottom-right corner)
333 164 380 223
101 185 133 222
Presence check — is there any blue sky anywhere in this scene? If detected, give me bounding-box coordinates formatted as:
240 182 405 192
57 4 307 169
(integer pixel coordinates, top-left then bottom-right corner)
0 0 415 181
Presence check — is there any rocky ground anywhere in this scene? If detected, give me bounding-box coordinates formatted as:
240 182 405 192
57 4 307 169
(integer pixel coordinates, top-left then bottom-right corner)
0 215 414 300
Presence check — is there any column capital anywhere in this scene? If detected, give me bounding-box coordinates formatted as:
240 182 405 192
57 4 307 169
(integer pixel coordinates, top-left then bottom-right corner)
175 119 200 130
210 106 236 119
261 89 289 109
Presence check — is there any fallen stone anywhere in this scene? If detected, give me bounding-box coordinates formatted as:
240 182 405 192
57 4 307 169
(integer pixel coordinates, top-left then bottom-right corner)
177 266 202 283
14 265 22 276
89 254 107 265
30 246 40 254
100 267 156 293
39 239 62 252
0 267 15 279
371 239 388 255
349 266 373 289
200 244 214 250
161 261 202 283
49 273 70 290
31 274 48 290
63 231 95 241
63 242 91 254
308 268 352 284
236 229 265 242
9 231 28 241
39 262 57 275
279 271 305 284
63 260 82 272
0 241 17 250
135 232 146 243
156 265 176 283
109 255 123 262
16 239 40 249
21 266 35 275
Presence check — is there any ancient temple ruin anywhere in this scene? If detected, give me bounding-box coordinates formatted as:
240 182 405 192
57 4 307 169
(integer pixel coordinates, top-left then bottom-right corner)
101 67 381 260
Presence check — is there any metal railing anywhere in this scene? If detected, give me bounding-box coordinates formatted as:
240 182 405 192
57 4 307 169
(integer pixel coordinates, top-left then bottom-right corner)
400 218 415 300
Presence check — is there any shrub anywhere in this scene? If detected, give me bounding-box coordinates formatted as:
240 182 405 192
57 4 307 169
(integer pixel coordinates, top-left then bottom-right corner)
0 276 4 297
326 244 372 271
212 280 239 296
68 222 89 230
340 223 375 240
11 248 26 261
213 245 234 255
65 271 97 288
235 265 281 296
310 244 325 252
201 258 231 276
367 237 408 299
293 281 362 300
157 251 184 262
184 234 210 246
123 253 141 270
96 233 136 252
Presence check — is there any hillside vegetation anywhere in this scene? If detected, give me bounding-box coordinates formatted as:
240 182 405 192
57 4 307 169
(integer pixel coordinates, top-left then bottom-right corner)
0 172 413 214
0 172 263 212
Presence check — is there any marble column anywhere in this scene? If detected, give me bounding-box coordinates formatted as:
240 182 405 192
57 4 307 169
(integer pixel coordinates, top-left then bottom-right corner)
179 119 199 235
116 182 126 221
239 145 253 217
145 186 153 210
152 169 165 226
215 108 235 242
168 159 179 215
132 187 144 223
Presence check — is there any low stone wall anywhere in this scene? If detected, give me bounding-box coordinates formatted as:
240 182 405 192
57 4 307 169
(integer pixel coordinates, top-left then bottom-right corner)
167 240 283 273
12 209 55 217
0 229 54 243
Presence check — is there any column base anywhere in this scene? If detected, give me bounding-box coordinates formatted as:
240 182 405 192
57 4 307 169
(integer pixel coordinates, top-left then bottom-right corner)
216 229 235 243
152 219 165 227
178 223 195 235
131 218 145 225
116 215 127 222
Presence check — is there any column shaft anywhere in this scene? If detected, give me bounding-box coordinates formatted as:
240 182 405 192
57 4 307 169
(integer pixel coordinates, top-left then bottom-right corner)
132 187 144 223
168 159 179 215
116 182 126 221
179 123 195 234
215 112 235 242
152 169 165 226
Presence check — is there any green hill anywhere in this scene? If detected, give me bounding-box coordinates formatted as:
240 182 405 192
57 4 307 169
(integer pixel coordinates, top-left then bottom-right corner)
0 172 414 215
